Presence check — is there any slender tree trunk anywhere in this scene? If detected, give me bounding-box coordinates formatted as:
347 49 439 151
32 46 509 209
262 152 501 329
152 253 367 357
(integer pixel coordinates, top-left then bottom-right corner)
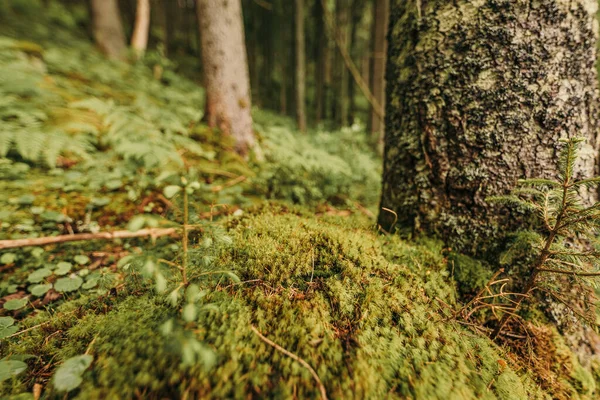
163 0 174 56
379 0 599 254
369 0 388 148
90 0 127 61
196 0 255 156
313 0 325 125
335 0 350 127
348 0 365 125
131 0 150 58
295 0 307 132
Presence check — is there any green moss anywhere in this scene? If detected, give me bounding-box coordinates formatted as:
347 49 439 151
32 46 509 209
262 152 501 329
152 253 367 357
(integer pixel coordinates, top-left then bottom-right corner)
1 205 548 399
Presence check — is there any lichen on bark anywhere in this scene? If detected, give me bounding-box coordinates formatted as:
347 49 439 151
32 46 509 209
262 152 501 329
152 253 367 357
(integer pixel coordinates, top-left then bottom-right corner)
379 0 600 253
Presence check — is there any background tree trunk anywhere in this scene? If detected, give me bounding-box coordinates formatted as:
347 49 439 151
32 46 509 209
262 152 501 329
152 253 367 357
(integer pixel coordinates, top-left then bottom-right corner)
90 0 127 61
295 0 307 132
333 0 350 127
196 0 255 156
313 0 326 125
131 0 150 58
368 0 388 147
379 0 599 253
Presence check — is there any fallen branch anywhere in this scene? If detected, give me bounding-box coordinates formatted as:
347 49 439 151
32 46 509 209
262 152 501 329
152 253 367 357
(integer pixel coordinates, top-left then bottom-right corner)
0 228 178 250
250 325 328 400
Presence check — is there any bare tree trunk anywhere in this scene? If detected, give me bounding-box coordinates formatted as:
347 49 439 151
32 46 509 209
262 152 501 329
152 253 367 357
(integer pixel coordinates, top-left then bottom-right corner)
335 0 350 127
131 0 150 58
379 0 599 254
90 0 127 61
348 0 366 125
295 0 307 132
369 0 388 148
313 0 325 125
196 0 255 157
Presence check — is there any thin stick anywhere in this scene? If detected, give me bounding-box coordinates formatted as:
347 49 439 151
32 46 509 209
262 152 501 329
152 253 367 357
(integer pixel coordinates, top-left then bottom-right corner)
537 268 600 277
0 228 178 250
250 325 328 400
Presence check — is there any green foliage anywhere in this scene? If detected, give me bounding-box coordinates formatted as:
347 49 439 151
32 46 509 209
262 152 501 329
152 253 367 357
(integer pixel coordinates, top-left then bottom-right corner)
1 206 547 399
52 354 93 392
253 110 381 207
0 317 18 339
483 138 600 336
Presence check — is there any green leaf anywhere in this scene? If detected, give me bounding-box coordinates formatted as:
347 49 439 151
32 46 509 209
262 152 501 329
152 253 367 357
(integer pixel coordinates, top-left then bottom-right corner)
27 267 52 283
3 298 28 311
0 253 16 265
0 316 18 339
0 360 27 382
52 355 93 392
16 194 35 205
82 277 98 290
127 215 146 232
55 262 72 276
163 185 181 199
90 197 110 207
40 210 68 222
54 276 83 293
29 284 52 297
167 288 180 307
155 273 167 293
74 255 90 265
182 303 197 322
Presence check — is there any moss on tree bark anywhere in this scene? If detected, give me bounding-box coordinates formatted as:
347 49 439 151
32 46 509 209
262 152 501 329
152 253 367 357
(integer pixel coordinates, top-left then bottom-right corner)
379 0 600 253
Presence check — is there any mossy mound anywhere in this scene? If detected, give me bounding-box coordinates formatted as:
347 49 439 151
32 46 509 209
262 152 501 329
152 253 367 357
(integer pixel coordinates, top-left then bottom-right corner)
1 205 549 399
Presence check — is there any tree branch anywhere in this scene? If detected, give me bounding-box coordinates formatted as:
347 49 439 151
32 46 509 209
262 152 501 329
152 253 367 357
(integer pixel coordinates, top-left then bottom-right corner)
0 228 178 250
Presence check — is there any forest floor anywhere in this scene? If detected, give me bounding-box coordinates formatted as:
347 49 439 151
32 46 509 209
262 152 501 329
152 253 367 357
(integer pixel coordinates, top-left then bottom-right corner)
0 2 599 400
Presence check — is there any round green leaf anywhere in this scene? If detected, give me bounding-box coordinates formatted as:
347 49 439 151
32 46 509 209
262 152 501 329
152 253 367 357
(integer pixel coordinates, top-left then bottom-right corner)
0 253 16 265
52 354 93 392
0 360 27 382
0 316 18 339
3 298 28 311
29 284 52 297
81 278 98 290
55 262 72 276
127 215 146 232
54 276 83 293
27 267 52 283
163 185 181 199
73 255 90 265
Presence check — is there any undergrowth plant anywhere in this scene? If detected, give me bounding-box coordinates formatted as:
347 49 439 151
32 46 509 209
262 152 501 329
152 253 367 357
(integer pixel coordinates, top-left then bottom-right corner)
460 138 600 339
120 173 238 368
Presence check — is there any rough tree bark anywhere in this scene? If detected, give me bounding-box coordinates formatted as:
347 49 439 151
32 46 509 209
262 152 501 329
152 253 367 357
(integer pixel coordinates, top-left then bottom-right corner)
295 0 307 132
131 0 150 58
196 0 255 157
379 0 599 253
368 0 388 146
90 0 127 61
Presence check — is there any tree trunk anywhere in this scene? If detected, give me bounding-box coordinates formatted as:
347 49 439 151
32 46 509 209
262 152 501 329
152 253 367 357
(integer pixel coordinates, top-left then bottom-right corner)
335 0 350 127
196 0 255 157
313 0 326 125
131 0 150 58
90 0 127 61
379 0 599 254
295 0 307 132
348 0 365 125
368 0 388 147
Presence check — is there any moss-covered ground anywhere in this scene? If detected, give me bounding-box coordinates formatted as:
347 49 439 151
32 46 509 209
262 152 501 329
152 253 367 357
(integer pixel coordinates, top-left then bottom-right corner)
1 1 599 399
